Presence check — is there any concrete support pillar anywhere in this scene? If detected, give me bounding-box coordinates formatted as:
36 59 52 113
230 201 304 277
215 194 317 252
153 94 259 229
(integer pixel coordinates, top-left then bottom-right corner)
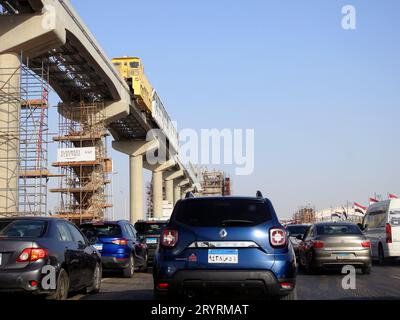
165 179 174 205
176 179 190 200
173 182 181 204
164 169 184 206
152 170 163 219
0 53 20 215
129 155 143 224
113 139 159 223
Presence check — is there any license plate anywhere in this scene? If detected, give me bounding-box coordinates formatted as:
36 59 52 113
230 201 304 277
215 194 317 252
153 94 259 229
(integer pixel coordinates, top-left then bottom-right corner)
93 244 103 251
336 253 353 260
146 238 158 244
208 249 238 264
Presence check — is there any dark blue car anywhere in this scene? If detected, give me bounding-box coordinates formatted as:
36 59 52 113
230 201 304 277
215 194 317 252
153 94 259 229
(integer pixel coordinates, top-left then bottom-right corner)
80 221 148 278
153 192 297 300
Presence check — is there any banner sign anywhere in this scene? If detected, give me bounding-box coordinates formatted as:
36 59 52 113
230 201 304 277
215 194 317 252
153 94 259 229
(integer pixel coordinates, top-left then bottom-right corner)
57 147 96 163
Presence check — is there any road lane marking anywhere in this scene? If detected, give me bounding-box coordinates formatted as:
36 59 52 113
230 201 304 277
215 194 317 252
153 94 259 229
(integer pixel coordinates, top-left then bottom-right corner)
392 276 400 281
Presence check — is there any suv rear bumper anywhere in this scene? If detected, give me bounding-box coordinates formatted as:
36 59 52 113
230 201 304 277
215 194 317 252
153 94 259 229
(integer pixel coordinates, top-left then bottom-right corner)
101 256 130 269
154 270 295 298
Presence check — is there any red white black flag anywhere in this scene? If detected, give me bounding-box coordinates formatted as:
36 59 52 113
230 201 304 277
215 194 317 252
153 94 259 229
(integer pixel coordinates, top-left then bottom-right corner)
354 202 367 215
369 198 379 206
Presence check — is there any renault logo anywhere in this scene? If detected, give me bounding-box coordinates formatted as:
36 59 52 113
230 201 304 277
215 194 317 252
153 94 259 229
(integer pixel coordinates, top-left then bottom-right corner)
220 229 228 239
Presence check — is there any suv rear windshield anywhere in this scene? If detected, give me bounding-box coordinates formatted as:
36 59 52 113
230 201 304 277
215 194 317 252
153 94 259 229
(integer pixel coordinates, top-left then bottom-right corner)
174 199 273 227
135 222 167 236
80 224 122 238
316 224 362 235
0 220 47 238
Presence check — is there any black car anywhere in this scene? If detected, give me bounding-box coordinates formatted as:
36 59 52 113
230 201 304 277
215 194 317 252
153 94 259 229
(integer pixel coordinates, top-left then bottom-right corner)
134 220 168 265
285 224 310 258
80 221 149 277
0 217 102 300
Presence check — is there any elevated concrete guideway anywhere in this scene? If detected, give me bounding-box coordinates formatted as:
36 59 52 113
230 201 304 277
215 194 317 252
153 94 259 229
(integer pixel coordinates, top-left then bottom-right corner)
0 0 201 221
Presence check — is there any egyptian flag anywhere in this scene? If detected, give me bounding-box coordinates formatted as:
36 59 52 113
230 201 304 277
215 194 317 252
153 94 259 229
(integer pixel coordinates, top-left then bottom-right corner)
369 198 379 206
331 213 342 220
354 202 367 215
389 194 398 199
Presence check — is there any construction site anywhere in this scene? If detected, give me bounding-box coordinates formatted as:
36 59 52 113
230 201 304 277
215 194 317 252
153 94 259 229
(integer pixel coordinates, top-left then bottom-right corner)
291 206 317 224
0 55 112 223
0 56 227 223
0 57 51 218
50 101 112 224
0 0 219 224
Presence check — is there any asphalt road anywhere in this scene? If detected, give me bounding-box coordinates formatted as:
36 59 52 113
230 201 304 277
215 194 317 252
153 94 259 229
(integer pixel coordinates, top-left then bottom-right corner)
71 260 400 301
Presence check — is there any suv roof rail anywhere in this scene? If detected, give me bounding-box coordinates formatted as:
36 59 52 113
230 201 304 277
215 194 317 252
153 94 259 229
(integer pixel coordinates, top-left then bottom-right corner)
256 190 264 199
185 192 195 199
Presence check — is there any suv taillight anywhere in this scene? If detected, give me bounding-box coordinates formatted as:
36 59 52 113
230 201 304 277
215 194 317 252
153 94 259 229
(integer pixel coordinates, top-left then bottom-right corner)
386 224 392 244
112 239 128 246
17 248 48 263
270 228 287 247
161 229 178 247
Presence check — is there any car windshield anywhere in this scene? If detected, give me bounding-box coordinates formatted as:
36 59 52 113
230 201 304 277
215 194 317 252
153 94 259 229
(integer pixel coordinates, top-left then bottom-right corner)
0 220 47 238
316 224 362 235
80 224 122 238
174 199 273 227
134 223 167 236
287 225 309 236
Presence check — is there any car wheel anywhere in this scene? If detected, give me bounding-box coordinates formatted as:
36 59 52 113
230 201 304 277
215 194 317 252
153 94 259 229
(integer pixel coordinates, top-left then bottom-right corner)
362 266 371 275
122 256 135 278
139 255 149 273
47 268 69 300
279 288 298 300
378 245 385 265
87 263 102 294
306 252 317 274
298 254 306 270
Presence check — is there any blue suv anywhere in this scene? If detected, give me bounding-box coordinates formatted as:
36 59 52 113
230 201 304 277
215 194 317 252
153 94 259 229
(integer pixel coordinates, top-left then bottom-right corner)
153 192 297 300
80 221 148 278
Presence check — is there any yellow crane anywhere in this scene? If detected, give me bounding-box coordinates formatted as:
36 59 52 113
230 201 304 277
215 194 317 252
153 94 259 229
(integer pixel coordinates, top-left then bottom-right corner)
112 56 153 113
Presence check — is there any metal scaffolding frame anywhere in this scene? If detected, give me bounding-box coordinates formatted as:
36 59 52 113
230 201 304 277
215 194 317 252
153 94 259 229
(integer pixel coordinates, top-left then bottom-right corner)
0 56 51 217
0 59 21 216
198 169 231 197
50 101 112 224
18 61 50 216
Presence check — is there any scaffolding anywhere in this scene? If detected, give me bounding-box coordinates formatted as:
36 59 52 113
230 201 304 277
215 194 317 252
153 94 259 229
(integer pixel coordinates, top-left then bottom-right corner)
292 206 316 224
50 101 112 224
200 170 231 197
18 61 50 216
0 56 51 217
0 57 21 216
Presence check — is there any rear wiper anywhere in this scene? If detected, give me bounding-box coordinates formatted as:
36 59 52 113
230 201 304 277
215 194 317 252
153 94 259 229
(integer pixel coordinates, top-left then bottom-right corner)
221 220 255 226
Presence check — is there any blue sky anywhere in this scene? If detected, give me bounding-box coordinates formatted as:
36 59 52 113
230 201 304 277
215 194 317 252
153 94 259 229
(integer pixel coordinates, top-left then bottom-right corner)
48 0 400 219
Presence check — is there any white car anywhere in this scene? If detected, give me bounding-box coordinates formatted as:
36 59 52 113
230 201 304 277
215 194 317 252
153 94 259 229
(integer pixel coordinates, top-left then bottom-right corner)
362 199 400 264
